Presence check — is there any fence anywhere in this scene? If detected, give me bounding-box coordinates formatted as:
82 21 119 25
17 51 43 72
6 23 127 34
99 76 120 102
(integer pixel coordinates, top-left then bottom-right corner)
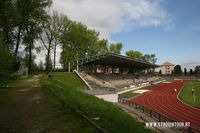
43 79 108 133
118 97 200 133
11 67 28 78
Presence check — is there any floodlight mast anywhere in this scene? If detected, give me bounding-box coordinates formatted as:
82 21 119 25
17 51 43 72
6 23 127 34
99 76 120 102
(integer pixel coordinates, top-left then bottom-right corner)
76 60 79 71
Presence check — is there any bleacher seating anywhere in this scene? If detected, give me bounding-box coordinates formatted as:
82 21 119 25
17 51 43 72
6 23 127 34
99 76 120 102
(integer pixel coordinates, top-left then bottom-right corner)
80 71 161 93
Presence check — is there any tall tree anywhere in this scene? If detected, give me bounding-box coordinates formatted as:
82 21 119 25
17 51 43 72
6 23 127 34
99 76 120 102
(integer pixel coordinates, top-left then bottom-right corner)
0 43 13 81
59 18 100 69
184 68 187 75
24 53 36 71
23 23 42 72
95 39 109 54
0 1 14 78
0 0 16 50
194 65 200 75
39 11 57 72
174 65 182 75
58 18 73 69
142 54 157 64
190 69 193 75
22 0 51 72
0 0 52 71
159 69 162 75
109 43 123 54
13 0 52 59
38 61 44 71
0 0 51 80
45 54 52 71
81 26 99 57
126 50 143 60
51 11 65 69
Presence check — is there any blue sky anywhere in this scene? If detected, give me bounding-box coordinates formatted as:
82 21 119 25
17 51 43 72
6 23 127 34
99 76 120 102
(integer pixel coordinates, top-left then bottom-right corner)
110 0 200 68
35 0 200 69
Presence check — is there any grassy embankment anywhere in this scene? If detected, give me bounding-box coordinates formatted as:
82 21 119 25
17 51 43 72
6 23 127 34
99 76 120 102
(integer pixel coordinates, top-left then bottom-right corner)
40 72 152 133
179 81 200 106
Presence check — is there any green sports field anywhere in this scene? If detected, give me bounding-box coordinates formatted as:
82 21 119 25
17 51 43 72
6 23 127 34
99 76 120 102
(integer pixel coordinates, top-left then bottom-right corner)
120 91 140 99
120 86 151 99
179 81 200 106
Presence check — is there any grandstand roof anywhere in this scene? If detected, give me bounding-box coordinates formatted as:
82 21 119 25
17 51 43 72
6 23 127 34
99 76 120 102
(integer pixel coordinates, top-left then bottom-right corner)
72 53 159 69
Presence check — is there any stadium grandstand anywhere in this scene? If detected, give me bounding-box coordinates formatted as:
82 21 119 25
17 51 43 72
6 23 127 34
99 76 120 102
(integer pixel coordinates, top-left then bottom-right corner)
70 53 161 95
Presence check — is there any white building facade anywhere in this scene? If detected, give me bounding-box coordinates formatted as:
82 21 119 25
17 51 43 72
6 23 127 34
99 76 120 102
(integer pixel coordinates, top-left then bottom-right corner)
160 61 175 75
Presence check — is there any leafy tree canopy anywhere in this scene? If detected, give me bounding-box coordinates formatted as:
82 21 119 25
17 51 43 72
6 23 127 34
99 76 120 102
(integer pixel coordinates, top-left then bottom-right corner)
174 65 182 75
142 54 157 64
59 18 107 69
109 43 123 54
194 65 200 74
126 50 143 60
126 50 157 64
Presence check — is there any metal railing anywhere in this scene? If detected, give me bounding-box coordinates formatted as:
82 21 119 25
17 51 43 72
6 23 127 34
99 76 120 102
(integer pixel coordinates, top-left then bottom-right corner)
118 97 200 133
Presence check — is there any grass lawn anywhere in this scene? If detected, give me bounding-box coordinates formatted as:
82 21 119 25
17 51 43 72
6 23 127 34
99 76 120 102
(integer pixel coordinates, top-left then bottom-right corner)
120 91 140 99
179 81 200 106
120 87 149 99
41 72 152 133
0 77 20 88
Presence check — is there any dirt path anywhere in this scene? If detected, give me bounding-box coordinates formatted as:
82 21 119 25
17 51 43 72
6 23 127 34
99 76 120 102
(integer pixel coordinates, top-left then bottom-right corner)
0 75 97 133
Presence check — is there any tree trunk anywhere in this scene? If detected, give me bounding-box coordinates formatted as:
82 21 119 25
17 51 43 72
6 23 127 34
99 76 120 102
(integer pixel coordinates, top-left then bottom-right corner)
28 43 32 73
53 41 57 69
46 42 51 72
3 29 10 50
13 25 22 71
14 25 22 58
62 44 66 69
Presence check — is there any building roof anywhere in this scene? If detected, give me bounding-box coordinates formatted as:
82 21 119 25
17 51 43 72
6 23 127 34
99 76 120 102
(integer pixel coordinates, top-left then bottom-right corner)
161 61 175 66
71 53 159 69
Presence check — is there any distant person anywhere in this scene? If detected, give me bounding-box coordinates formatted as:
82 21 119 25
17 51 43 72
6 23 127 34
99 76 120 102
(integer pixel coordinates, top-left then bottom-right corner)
192 89 195 95
48 73 52 78
174 88 177 94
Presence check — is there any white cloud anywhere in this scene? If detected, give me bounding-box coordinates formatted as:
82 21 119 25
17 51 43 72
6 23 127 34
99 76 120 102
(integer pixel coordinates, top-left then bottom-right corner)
52 0 174 39
52 0 123 38
36 0 174 66
122 0 174 31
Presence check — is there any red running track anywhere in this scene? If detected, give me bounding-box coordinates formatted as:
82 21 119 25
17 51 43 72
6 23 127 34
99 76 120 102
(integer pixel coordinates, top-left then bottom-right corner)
129 80 200 130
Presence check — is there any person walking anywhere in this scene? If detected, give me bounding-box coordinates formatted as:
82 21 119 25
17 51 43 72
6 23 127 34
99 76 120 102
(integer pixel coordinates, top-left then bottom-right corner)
192 88 194 95
174 88 177 94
